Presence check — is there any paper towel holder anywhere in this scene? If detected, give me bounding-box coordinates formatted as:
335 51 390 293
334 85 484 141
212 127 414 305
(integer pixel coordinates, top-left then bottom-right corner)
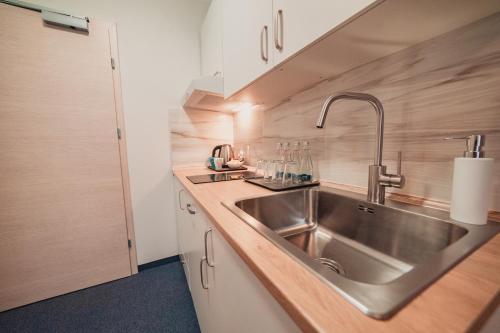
444 134 486 158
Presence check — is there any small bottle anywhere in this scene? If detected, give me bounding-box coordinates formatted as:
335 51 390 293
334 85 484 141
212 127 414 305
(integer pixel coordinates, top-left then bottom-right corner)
289 141 302 183
274 142 285 180
291 141 300 162
446 134 494 225
299 141 314 182
282 142 291 162
275 142 284 160
291 141 302 163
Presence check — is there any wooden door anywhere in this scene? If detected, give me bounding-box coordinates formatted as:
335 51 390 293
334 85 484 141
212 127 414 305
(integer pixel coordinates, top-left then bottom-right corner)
0 4 133 311
222 0 273 97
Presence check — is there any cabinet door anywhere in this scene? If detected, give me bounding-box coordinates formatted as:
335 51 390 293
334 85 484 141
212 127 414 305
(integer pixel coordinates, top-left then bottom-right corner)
201 0 223 77
209 226 301 333
185 199 211 333
272 0 376 64
173 178 190 285
222 0 273 97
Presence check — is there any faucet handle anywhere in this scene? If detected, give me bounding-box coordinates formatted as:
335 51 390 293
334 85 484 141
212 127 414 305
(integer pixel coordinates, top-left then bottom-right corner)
393 151 405 188
380 151 405 189
397 151 402 176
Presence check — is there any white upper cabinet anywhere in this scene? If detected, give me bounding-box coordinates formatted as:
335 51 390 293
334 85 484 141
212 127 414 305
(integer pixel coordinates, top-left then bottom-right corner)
200 0 223 77
222 0 273 98
222 0 377 98
272 0 376 64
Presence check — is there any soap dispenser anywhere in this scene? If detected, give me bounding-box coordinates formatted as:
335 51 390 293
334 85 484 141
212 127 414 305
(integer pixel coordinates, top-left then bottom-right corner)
446 134 494 225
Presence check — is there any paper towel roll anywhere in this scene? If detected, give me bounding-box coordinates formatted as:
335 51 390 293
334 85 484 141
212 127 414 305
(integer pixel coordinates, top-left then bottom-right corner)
450 157 494 225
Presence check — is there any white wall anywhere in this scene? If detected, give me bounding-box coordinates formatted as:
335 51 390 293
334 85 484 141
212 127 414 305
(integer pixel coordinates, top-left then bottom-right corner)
29 0 209 264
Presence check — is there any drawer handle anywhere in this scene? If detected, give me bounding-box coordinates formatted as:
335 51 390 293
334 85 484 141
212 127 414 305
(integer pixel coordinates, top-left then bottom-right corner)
200 257 209 290
187 203 196 215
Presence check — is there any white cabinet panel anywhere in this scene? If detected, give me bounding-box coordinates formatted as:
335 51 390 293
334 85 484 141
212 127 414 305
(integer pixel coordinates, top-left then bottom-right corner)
272 0 376 64
174 178 190 285
201 0 224 77
185 200 211 333
222 0 273 97
221 0 377 98
209 227 301 333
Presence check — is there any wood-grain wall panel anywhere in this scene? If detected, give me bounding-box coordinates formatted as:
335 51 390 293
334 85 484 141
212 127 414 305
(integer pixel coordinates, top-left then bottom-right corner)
170 107 234 166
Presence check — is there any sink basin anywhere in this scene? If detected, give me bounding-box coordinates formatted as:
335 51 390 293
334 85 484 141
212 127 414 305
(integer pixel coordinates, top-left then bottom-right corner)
222 186 499 318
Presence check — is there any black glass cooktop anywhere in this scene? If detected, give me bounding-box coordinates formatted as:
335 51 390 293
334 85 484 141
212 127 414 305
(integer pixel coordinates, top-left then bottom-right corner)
187 171 258 184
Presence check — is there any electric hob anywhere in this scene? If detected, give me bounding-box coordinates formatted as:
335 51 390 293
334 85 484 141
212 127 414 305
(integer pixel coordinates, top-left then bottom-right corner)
187 171 258 184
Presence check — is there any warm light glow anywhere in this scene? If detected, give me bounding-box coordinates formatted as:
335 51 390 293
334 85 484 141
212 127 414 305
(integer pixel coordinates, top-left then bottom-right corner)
232 102 254 113
237 106 253 126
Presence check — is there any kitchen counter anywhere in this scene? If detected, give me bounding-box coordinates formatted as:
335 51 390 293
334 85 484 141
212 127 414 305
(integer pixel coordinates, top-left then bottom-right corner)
173 166 499 333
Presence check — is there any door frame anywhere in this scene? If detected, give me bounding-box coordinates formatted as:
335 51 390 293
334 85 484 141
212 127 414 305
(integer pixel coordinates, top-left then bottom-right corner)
108 24 138 274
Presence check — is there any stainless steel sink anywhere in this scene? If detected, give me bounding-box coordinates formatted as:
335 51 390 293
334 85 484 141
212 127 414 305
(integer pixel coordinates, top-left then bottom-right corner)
222 186 499 319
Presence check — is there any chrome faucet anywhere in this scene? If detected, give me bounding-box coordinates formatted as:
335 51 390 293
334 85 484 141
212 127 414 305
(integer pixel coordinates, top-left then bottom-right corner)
316 92 404 204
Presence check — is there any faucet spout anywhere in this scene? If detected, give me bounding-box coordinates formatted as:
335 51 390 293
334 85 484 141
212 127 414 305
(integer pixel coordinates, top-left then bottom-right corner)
316 92 384 166
316 92 404 204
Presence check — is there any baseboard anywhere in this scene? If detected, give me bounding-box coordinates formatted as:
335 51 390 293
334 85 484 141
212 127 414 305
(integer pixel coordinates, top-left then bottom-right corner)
138 255 180 272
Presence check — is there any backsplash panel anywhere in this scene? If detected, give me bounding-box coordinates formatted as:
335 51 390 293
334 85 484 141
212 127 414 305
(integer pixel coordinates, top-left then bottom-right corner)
170 107 233 166
234 13 500 210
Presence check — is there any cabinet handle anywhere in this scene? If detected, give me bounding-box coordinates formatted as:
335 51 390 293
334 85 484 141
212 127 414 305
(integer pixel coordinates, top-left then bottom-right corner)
200 257 209 290
260 25 269 62
204 228 214 267
274 9 283 50
178 189 185 210
186 203 196 215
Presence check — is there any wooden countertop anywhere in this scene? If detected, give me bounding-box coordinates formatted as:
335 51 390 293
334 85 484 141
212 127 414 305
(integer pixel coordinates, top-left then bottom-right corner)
173 166 499 333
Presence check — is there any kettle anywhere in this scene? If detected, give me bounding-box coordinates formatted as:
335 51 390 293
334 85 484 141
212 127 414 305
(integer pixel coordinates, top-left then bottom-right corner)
212 144 234 166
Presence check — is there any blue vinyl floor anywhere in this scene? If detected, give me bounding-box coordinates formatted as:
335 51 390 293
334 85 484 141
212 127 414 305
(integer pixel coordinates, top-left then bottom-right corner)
0 261 200 333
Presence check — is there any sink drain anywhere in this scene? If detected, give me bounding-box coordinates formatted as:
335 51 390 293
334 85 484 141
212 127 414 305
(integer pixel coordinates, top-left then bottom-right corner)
316 258 346 276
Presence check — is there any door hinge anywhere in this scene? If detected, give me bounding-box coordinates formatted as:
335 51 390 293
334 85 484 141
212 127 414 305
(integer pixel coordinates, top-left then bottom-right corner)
128 239 132 248
111 57 116 70
117 128 122 139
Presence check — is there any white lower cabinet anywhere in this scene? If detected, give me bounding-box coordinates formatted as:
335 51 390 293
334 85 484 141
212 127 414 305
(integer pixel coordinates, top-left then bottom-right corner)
208 225 301 333
174 179 191 287
174 178 301 333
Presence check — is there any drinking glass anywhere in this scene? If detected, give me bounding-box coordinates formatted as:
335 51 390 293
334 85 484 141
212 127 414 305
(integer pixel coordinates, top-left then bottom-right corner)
282 161 299 186
255 159 267 178
264 160 276 183
273 160 285 184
